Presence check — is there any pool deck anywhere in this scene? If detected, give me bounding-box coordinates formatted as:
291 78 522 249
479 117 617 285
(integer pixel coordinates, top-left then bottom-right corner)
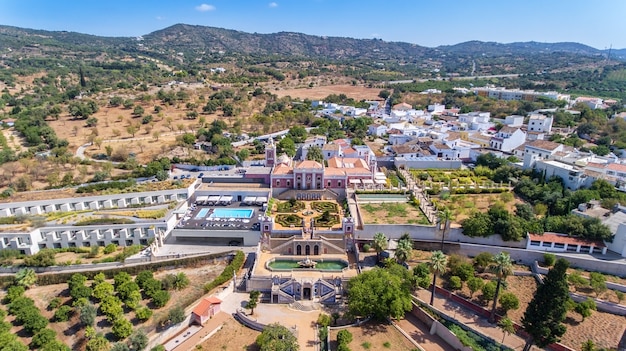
253 251 359 279
176 203 260 231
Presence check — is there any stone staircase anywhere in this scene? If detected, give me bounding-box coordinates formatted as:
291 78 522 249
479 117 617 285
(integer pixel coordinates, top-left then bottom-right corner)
289 300 321 312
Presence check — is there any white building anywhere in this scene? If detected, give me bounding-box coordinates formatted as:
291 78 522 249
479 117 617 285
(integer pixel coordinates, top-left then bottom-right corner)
368 124 388 137
489 127 526 152
458 112 493 131
522 140 564 169
528 114 553 134
504 115 525 127
428 104 446 114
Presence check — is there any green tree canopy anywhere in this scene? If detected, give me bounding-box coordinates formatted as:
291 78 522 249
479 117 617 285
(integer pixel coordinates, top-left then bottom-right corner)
347 266 412 320
521 258 570 350
256 323 299 351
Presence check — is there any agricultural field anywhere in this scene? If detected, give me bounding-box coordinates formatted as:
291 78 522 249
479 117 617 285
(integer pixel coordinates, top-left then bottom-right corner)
3 262 225 350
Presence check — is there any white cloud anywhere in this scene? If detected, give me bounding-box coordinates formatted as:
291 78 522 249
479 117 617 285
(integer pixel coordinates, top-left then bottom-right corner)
269 2 278 8
156 16 165 20
195 4 216 12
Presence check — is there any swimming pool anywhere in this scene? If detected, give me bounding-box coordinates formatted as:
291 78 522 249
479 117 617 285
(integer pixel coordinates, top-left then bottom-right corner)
210 208 254 218
195 208 210 219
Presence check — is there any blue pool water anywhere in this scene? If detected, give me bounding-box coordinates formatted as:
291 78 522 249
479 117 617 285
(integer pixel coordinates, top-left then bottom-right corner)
195 208 210 219
210 208 253 218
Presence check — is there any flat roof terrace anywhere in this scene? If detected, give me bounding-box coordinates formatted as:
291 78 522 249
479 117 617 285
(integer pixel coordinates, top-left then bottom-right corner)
175 202 260 231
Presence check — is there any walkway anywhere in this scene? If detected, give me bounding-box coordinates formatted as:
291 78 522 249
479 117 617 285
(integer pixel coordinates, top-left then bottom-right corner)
167 312 229 351
219 292 320 350
413 289 539 351
395 314 456 351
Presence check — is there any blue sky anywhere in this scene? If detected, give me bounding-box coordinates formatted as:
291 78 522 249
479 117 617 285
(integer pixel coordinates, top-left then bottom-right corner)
1 0 625 49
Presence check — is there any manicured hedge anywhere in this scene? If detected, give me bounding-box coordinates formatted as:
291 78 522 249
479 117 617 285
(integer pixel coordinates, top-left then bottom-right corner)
203 251 245 293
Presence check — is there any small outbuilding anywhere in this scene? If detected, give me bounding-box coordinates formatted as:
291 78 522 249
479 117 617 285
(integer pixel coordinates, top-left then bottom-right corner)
191 296 222 325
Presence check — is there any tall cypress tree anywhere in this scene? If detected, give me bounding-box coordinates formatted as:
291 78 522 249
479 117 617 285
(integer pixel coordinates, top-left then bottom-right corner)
521 258 570 351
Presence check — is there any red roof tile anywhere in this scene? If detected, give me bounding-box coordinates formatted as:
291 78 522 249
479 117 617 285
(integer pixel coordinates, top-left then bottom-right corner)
528 232 605 248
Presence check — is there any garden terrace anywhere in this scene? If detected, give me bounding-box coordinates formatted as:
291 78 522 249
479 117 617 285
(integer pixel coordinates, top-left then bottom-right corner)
409 169 510 195
359 202 430 225
269 199 345 230
276 200 306 213
311 201 339 213
275 214 303 227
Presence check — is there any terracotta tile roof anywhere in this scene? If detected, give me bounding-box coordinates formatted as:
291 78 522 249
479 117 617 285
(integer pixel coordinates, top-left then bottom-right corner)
606 163 626 173
528 232 605 248
586 162 606 169
272 164 293 175
499 126 521 134
446 132 462 141
322 144 340 151
392 102 412 110
206 296 222 304
526 140 562 151
295 160 323 169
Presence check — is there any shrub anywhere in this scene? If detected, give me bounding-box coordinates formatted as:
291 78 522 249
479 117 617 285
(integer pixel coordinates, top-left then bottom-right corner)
448 276 462 291
54 305 73 322
104 243 117 254
590 272 607 296
498 292 520 314
151 290 171 308
112 318 133 339
168 306 185 325
337 329 353 345
135 306 153 321
48 297 62 310
362 244 371 252
543 253 556 267
467 277 484 298
452 262 475 281
317 313 331 327
481 281 497 303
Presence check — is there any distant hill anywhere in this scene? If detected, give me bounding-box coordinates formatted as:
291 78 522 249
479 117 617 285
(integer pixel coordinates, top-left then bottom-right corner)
141 24 433 61
439 40 603 56
0 23 624 75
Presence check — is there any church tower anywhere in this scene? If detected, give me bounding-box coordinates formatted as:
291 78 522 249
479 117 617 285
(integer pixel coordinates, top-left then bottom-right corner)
265 139 276 167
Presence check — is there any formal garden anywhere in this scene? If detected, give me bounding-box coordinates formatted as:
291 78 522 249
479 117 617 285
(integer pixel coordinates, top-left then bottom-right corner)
409 168 511 195
273 199 342 229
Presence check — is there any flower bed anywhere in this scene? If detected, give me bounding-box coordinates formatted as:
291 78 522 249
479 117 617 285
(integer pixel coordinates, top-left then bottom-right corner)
276 200 305 213
275 213 303 227
311 201 338 213
314 213 340 227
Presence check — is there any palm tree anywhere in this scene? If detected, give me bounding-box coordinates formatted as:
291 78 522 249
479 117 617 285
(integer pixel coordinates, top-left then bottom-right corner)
498 317 515 344
373 232 388 263
438 207 452 251
395 236 413 265
489 252 513 322
429 250 448 306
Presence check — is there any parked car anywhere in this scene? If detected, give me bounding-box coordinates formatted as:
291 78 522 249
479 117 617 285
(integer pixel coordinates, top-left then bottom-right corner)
198 173 204 178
